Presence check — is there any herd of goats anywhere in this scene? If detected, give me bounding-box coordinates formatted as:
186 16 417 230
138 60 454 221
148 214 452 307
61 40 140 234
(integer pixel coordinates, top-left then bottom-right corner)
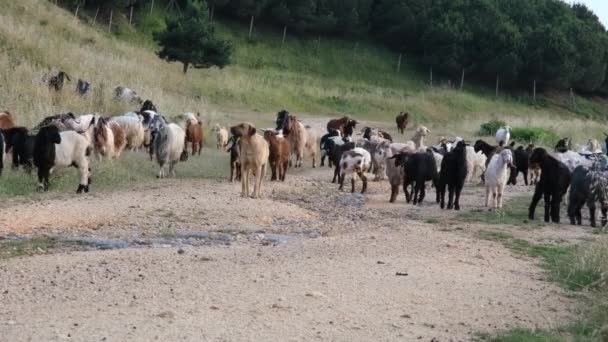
1 83 608 228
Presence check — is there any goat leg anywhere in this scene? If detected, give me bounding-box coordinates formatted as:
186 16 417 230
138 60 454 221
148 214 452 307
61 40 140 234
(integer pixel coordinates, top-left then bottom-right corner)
359 171 367 194
528 186 543 220
390 184 399 203
454 187 462 211
418 183 426 205
589 203 597 228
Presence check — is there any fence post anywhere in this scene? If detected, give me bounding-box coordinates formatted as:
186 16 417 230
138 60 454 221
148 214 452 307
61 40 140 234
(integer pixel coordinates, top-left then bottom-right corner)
429 67 433 87
533 79 536 102
570 88 577 111
281 26 287 46
150 0 154 14
397 53 402 73
108 10 113 33
460 69 464 90
74 4 80 18
129 6 134 26
92 7 99 25
495 75 500 97
248 16 254 38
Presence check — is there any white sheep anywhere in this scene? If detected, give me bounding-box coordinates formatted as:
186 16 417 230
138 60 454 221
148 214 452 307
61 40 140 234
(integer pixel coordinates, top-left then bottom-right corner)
214 124 229 150
495 126 511 145
465 146 487 183
150 116 186 178
111 114 145 150
485 149 514 209
339 147 372 193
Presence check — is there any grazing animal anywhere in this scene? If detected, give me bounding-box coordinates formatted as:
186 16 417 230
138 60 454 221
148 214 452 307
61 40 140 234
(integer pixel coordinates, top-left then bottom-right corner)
330 142 356 183
495 126 511 145
381 143 416 202
396 112 409 134
35 113 78 131
568 163 608 227
140 100 158 113
108 121 126 159
76 79 90 96
92 117 116 160
0 130 3 176
114 86 143 105
215 125 229 150
465 146 487 183
185 115 203 156
555 137 572 153
393 150 439 205
111 115 145 150
327 116 359 136
230 123 269 198
485 149 514 209
320 129 341 167
149 116 186 178
553 150 593 172
528 148 571 223
0 111 15 129
507 146 530 185
357 138 388 181
47 71 71 91
577 139 603 155
411 126 430 150
2 127 35 171
226 136 241 182
33 125 91 193
339 147 371 194
276 110 310 168
438 141 468 210
526 144 541 185
264 130 291 181
362 127 393 143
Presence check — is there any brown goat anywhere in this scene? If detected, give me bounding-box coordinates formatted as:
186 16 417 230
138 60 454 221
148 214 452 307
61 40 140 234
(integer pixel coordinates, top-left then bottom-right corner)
396 112 409 134
185 118 203 156
226 136 241 182
327 116 359 136
109 121 127 159
0 111 15 129
264 131 291 182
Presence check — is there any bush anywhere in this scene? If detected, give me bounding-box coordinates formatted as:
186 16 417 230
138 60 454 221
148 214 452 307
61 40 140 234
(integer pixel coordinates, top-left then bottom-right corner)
478 119 507 136
511 127 559 145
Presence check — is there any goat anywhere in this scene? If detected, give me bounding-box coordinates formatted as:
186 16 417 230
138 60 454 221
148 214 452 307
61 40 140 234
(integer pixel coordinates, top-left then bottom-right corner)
362 127 393 143
47 71 71 91
0 130 3 176
149 116 186 178
380 142 416 202
320 129 341 167
485 149 514 209
0 111 14 129
185 114 203 156
76 79 90 96
495 126 511 145
114 86 143 105
111 114 145 150
392 150 439 205
555 137 572 153
527 144 541 185
465 146 487 183
507 146 530 185
226 136 241 182
35 113 78 131
331 142 356 184
230 123 269 198
396 112 409 134
339 148 371 194
92 117 116 160
2 127 35 172
33 125 91 193
410 126 430 150
140 100 158 113
528 148 571 223
327 116 359 136
215 125 229 150
568 163 608 227
264 130 291 182
438 141 468 210
276 110 309 168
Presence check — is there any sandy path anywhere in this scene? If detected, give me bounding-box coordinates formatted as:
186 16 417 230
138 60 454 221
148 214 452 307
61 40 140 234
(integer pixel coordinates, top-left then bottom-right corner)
0 162 590 341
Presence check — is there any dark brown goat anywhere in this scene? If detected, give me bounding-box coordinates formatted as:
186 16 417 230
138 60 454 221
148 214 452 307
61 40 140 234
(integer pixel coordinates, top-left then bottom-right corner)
327 116 358 136
0 111 14 129
264 131 291 182
395 112 409 134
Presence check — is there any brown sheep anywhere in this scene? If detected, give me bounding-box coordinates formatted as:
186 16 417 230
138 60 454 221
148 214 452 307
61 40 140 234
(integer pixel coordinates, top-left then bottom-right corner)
230 123 269 198
185 117 203 156
396 112 409 134
326 116 359 136
0 111 15 129
264 130 291 182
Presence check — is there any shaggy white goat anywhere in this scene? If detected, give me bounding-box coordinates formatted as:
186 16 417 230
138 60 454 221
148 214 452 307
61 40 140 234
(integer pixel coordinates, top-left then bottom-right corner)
495 126 511 145
485 149 514 209
150 116 186 178
111 114 145 150
214 125 229 150
465 146 487 183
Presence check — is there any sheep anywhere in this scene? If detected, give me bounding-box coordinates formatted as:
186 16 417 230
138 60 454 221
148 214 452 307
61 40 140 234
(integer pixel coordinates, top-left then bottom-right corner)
438 140 468 210
114 86 143 105
528 148 571 223
495 126 511 145
392 150 439 205
320 129 341 167
568 163 608 227
0 111 14 129
226 136 241 182
507 146 530 185
92 117 116 160
339 147 371 194
485 149 514 209
230 122 269 198
76 79 90 96
214 125 229 150
396 112 409 134
327 116 359 136
111 114 145 150
465 146 487 184
148 116 186 178
263 130 291 182
33 125 91 193
185 114 203 156
276 110 309 168
2 127 35 171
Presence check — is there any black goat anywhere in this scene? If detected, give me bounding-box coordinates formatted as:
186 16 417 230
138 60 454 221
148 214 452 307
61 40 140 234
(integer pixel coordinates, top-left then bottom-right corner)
393 150 439 205
0 129 4 176
528 148 571 223
320 129 341 167
438 140 468 210
2 127 35 172
568 164 608 227
48 71 71 91
76 79 90 96
362 127 393 142
507 146 529 185
140 100 158 113
555 137 571 152
226 136 241 182
330 141 355 183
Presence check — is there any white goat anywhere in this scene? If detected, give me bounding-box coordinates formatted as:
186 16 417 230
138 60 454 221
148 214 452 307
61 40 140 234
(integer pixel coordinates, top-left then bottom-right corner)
214 125 229 150
339 147 372 193
485 149 514 209
465 146 487 183
409 126 431 150
111 114 145 150
150 116 186 178
495 126 511 145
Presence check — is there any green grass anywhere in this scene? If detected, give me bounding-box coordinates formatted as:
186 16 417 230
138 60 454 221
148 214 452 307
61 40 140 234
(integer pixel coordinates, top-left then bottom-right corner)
0 236 87 260
511 127 560 145
458 195 544 227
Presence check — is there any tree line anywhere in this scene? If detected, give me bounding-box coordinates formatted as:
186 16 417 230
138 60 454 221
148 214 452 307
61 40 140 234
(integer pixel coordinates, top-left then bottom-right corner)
62 0 608 94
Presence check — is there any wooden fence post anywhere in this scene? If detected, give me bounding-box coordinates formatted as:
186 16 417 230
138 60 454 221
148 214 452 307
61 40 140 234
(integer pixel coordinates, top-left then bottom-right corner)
74 4 80 18
460 69 465 90
129 6 134 26
93 7 100 25
248 16 254 38
281 26 287 46
108 10 113 33
533 80 536 102
495 75 500 97
150 0 154 14
429 67 433 87
397 54 402 73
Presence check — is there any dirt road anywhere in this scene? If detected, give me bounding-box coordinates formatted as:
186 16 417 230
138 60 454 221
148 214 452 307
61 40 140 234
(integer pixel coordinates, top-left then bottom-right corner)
0 166 588 341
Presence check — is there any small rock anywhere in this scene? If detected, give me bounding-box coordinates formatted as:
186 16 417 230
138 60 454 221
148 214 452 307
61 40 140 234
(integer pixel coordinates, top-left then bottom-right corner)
177 248 185 255
395 272 408 276
377 261 386 265
209 306 220 310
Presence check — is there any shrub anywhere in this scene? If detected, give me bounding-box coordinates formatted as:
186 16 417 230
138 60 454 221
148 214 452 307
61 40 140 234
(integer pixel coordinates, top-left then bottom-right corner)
478 119 507 136
510 127 559 145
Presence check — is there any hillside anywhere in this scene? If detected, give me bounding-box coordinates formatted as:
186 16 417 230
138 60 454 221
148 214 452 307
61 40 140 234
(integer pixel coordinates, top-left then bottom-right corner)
1 0 607 143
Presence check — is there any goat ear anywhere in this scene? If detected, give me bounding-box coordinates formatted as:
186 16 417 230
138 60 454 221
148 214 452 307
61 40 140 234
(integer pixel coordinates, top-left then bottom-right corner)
249 126 256 136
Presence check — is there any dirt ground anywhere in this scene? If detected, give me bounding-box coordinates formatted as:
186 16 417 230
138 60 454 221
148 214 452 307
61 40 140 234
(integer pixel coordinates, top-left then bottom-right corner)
0 157 592 341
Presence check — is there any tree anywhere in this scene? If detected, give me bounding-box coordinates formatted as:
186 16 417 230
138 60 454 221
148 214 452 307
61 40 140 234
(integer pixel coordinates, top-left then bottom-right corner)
154 0 232 74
